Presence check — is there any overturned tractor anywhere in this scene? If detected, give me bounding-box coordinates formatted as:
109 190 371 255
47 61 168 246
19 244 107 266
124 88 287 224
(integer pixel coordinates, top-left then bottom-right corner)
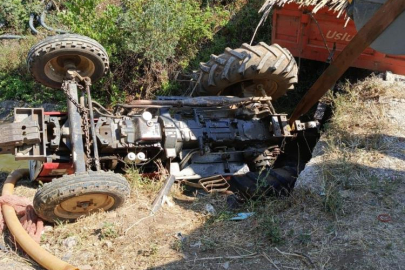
0 34 316 223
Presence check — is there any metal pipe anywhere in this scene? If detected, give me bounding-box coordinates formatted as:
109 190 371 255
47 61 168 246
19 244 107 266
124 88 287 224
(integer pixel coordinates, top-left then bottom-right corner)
39 11 68 34
124 96 270 108
85 82 101 171
29 13 39 35
1 169 79 270
0 34 26 40
67 82 87 173
116 104 169 109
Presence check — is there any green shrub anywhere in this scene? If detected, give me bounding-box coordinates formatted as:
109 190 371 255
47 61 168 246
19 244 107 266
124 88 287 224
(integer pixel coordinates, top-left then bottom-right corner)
0 0 42 34
59 0 122 56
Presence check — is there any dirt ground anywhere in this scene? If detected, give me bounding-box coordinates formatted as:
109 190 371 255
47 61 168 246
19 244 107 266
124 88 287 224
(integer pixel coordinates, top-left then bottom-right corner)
0 75 404 270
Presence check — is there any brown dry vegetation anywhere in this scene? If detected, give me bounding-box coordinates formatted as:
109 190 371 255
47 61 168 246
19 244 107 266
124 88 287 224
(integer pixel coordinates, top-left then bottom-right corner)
0 75 404 270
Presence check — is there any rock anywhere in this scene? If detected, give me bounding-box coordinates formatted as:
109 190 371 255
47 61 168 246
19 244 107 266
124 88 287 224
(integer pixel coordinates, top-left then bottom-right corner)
62 251 72 261
162 195 174 207
294 140 328 194
0 100 20 122
63 236 78 248
0 100 58 122
102 240 113 250
384 71 405 83
222 261 230 269
190 240 202 248
42 103 58 111
205 203 217 216
43 225 53 232
0 243 7 251
175 232 187 243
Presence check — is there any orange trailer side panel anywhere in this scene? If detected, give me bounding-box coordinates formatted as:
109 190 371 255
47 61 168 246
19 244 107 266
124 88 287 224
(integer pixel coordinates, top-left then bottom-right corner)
272 3 405 75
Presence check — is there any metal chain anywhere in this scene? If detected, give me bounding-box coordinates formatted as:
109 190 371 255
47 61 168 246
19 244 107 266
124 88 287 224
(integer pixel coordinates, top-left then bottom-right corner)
62 80 92 169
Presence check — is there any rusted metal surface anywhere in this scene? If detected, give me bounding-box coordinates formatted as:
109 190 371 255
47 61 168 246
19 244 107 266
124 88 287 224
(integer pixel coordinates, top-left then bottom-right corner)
0 121 40 153
126 96 272 108
289 0 405 125
199 175 230 193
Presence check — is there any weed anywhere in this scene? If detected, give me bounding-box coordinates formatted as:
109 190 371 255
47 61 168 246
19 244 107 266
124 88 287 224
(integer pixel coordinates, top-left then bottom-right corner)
149 243 159 256
54 219 69 228
298 230 311 245
99 222 119 240
125 166 162 193
323 181 342 215
325 224 336 235
171 239 184 252
201 238 218 252
206 210 234 224
259 215 283 245
138 243 160 257
125 167 144 188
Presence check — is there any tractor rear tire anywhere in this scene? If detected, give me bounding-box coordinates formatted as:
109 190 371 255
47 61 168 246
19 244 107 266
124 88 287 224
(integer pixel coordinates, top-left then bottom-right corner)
27 34 109 89
196 42 298 100
33 171 130 223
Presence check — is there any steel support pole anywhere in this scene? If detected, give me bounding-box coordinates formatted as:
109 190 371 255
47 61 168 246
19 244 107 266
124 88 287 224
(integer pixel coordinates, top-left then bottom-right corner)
67 82 86 173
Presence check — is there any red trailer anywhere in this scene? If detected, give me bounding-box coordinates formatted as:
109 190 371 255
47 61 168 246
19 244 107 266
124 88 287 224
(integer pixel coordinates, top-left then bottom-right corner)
272 3 405 75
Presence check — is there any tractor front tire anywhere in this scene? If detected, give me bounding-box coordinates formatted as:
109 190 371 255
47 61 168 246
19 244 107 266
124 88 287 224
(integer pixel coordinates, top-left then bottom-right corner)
27 34 109 89
33 171 130 223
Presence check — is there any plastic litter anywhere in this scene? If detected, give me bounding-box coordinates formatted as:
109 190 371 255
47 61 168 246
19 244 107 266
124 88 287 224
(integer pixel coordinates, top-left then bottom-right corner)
229 212 255 221
205 203 217 216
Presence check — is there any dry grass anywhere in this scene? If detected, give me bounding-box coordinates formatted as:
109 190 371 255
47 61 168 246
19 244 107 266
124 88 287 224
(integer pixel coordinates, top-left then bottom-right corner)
1 75 404 270
260 0 349 18
297 75 405 269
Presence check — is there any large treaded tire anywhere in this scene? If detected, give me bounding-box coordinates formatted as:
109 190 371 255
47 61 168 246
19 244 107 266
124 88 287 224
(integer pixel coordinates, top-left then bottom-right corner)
33 171 130 223
27 34 109 89
196 42 298 100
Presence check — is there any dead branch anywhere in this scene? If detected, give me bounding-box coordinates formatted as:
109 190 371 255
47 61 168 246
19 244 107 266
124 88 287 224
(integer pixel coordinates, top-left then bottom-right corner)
262 252 281 270
187 252 258 262
275 247 317 269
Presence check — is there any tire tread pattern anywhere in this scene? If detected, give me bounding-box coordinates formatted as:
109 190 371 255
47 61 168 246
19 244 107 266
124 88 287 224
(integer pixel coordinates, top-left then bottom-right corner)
27 34 109 88
196 42 298 100
33 171 130 222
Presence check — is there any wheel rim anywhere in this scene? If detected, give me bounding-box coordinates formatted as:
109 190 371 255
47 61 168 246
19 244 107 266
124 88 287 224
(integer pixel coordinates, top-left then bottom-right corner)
54 193 115 219
44 54 96 84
